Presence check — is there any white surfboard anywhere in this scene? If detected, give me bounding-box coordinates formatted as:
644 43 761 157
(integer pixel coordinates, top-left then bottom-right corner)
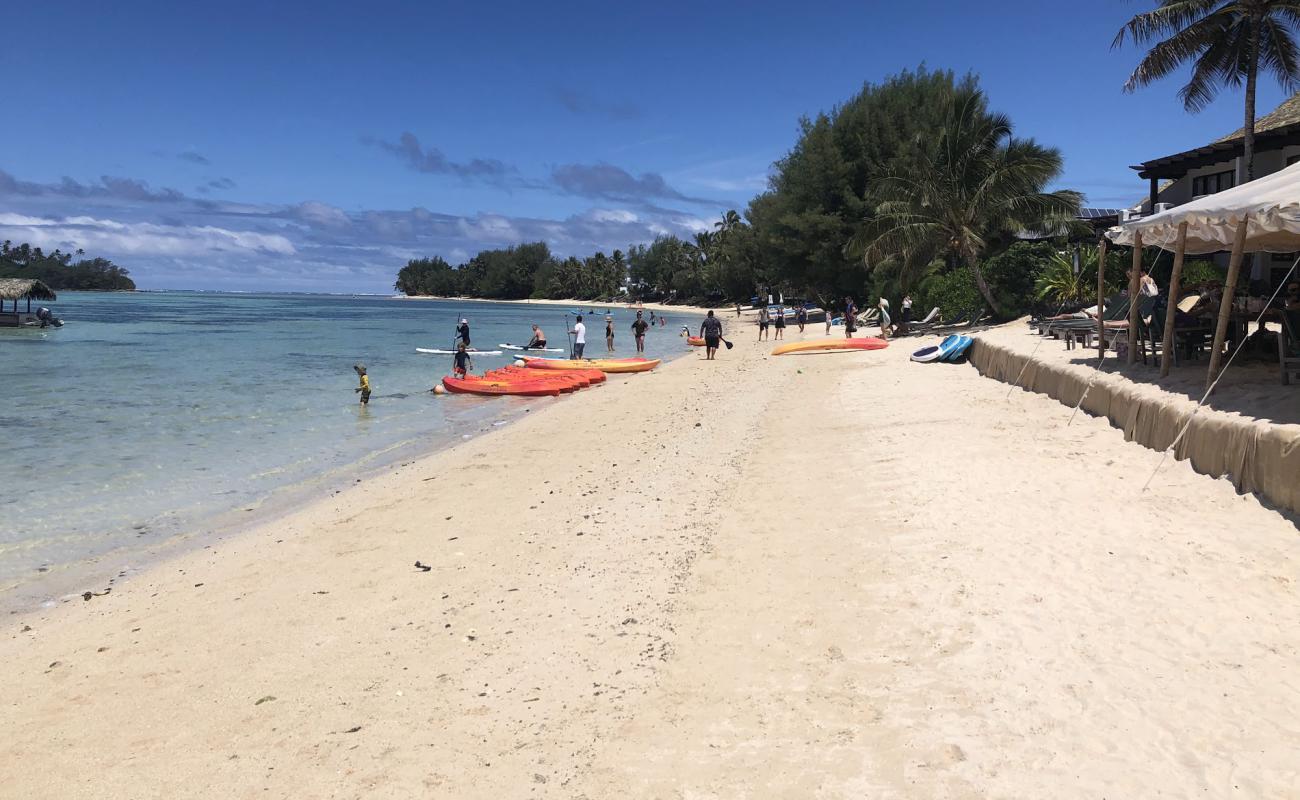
416 348 504 355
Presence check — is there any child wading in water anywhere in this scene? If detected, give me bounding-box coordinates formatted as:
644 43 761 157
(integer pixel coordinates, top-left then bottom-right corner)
453 342 474 378
353 363 371 404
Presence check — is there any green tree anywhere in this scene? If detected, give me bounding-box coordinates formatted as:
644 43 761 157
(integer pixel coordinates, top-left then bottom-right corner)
1114 0 1300 181
848 86 1081 317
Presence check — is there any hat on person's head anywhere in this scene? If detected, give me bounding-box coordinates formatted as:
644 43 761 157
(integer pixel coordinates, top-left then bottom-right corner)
354 363 366 374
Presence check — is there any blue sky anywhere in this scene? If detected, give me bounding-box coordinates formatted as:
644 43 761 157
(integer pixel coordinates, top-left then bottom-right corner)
1 0 1291 292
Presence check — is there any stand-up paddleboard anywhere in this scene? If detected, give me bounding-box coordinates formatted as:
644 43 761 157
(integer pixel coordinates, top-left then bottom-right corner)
499 343 565 352
771 337 888 356
416 347 504 355
941 335 973 362
910 342 945 362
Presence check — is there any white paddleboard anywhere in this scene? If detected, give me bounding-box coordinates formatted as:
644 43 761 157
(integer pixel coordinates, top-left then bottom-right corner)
416 348 504 355
499 343 565 352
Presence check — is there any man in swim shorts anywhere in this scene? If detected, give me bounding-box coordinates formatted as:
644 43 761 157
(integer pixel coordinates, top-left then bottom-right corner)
632 310 649 353
525 324 547 349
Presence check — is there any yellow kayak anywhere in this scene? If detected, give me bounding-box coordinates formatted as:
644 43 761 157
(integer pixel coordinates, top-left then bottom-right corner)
771 338 889 356
521 356 661 374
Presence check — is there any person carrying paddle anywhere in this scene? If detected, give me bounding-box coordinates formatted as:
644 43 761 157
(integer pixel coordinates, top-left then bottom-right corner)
452 342 474 378
456 317 471 348
632 310 649 353
570 315 587 359
699 310 724 360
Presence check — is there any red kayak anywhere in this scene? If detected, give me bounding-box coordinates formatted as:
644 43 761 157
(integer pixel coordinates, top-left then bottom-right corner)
441 376 562 397
484 369 588 389
493 366 606 385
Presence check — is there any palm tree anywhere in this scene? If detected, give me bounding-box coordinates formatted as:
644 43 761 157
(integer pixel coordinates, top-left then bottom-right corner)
847 87 1081 317
1114 0 1300 182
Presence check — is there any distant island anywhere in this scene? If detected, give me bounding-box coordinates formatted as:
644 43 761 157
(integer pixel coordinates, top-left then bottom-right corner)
1 240 136 291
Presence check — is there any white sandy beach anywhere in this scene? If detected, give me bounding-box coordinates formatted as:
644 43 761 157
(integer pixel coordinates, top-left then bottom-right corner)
3 325 1299 798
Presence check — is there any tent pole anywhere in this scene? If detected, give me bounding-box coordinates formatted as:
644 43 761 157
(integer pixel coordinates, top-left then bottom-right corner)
1127 232 1143 365
1096 238 1108 361
1206 217 1250 389
1159 221 1189 378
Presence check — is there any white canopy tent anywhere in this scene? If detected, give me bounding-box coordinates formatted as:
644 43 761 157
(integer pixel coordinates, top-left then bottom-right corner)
1102 160 1300 385
1108 160 1300 254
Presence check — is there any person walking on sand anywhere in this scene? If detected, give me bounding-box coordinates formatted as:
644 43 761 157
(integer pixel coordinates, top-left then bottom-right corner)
452 342 474 378
524 324 547 350
774 307 786 339
901 294 913 334
700 310 724 360
605 315 615 353
844 297 857 339
632 310 649 353
353 363 371 405
571 315 587 360
796 305 807 333
757 305 770 340
825 303 833 335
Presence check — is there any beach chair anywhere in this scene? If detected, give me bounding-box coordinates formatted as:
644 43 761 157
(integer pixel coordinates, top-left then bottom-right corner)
1280 310 1300 385
1102 295 1161 363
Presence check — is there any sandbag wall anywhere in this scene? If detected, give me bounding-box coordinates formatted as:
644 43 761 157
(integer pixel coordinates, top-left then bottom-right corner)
968 339 1300 517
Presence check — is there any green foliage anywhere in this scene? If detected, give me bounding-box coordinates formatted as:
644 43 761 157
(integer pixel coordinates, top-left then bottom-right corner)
395 256 460 296
848 81 1081 317
0 240 136 291
1179 258 1222 288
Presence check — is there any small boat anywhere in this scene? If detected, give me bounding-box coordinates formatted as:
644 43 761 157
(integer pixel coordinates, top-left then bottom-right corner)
771 338 888 356
521 356 661 374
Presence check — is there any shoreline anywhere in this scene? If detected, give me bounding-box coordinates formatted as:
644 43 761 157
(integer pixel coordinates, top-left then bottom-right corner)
5 326 1299 797
390 294 718 316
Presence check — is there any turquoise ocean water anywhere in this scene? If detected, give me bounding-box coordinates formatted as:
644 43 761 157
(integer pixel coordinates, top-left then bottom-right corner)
0 292 697 604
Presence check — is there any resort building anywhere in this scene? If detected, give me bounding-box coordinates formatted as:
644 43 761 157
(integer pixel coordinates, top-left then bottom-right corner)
1131 91 1300 287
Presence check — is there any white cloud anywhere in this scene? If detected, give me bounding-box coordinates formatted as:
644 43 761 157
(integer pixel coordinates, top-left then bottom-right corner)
0 213 296 257
585 208 639 223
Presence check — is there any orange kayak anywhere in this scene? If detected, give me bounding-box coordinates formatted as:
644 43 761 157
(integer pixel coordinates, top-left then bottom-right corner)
483 369 588 389
686 336 705 346
442 376 562 397
493 366 606 385
522 357 661 374
771 338 889 356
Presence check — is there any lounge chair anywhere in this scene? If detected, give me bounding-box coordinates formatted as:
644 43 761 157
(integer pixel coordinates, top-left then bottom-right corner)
1280 310 1300 385
910 306 940 328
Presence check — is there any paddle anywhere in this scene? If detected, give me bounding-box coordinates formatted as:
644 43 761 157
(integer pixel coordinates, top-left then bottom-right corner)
565 313 575 360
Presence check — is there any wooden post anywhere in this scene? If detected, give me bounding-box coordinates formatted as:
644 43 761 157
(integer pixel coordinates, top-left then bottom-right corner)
1159 221 1189 378
1096 238 1108 360
1206 216 1250 388
1127 232 1144 364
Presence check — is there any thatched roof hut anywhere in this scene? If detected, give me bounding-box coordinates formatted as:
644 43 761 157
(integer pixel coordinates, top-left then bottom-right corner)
0 278 57 302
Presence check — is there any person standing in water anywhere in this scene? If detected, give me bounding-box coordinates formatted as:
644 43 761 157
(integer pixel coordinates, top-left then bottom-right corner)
452 342 474 377
571 315 587 359
605 315 615 353
353 363 371 405
524 324 547 350
632 310 649 353
699 310 724 360
456 317 471 348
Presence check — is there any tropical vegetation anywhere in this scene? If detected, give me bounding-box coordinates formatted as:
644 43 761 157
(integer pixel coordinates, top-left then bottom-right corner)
1113 0 1300 181
0 241 136 291
396 67 1094 320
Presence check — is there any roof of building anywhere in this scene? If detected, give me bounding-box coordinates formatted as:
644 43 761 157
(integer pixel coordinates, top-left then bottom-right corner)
0 278 57 301
1130 91 1300 179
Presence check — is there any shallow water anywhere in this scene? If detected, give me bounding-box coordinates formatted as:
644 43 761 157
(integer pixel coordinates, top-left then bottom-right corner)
0 292 697 600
